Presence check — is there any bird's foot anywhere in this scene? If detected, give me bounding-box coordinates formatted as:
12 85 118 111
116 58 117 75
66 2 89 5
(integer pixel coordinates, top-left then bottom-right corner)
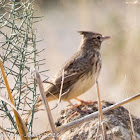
67 107 85 120
75 98 97 106
68 101 84 113
68 100 94 116
67 105 93 120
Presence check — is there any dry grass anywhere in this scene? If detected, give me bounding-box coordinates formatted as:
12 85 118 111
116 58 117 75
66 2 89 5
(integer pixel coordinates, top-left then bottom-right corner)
96 81 107 140
35 70 59 140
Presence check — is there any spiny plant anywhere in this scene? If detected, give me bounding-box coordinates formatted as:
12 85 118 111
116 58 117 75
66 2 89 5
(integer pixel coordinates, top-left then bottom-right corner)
0 0 46 139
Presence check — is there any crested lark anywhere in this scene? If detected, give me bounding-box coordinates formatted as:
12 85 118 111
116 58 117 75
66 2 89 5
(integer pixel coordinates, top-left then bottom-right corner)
38 31 110 103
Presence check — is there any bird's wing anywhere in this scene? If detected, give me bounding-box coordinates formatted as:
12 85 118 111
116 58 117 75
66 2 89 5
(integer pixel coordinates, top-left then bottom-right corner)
45 51 94 97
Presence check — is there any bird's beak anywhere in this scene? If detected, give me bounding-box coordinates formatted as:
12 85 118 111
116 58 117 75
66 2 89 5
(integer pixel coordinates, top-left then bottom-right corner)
102 36 111 41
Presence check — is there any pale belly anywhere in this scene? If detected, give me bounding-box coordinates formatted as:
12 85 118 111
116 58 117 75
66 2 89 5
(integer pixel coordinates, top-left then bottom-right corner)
63 72 98 101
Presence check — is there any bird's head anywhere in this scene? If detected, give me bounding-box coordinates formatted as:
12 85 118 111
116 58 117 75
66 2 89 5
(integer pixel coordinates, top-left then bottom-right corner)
78 31 110 50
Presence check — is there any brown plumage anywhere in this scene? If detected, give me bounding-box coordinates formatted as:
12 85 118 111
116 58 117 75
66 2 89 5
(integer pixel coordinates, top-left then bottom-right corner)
38 31 110 103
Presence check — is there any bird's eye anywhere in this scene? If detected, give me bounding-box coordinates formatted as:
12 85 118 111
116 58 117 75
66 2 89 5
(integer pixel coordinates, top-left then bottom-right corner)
97 36 101 40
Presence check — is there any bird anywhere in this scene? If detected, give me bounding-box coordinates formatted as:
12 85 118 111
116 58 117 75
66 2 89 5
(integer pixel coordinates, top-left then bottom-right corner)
37 31 110 105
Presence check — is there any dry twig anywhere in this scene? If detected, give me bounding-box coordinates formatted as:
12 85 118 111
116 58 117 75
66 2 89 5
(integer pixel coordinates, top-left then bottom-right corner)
35 70 59 140
96 81 107 140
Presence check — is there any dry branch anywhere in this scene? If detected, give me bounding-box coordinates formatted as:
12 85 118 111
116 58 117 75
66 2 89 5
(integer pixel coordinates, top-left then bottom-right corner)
35 70 59 140
96 81 106 140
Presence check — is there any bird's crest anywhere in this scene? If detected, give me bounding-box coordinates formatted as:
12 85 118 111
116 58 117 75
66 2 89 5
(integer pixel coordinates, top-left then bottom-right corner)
78 31 99 38
78 31 90 36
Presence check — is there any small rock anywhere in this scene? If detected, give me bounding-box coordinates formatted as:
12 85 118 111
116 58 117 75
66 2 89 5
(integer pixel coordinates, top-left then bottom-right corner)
56 101 140 140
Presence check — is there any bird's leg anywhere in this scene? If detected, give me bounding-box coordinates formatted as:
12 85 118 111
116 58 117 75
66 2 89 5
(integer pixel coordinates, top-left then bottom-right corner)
75 98 97 106
68 101 84 113
67 101 87 120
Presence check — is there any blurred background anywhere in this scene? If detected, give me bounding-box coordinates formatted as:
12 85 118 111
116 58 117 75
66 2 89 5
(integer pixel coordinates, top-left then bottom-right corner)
1 0 140 135
32 0 140 134
31 0 140 133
